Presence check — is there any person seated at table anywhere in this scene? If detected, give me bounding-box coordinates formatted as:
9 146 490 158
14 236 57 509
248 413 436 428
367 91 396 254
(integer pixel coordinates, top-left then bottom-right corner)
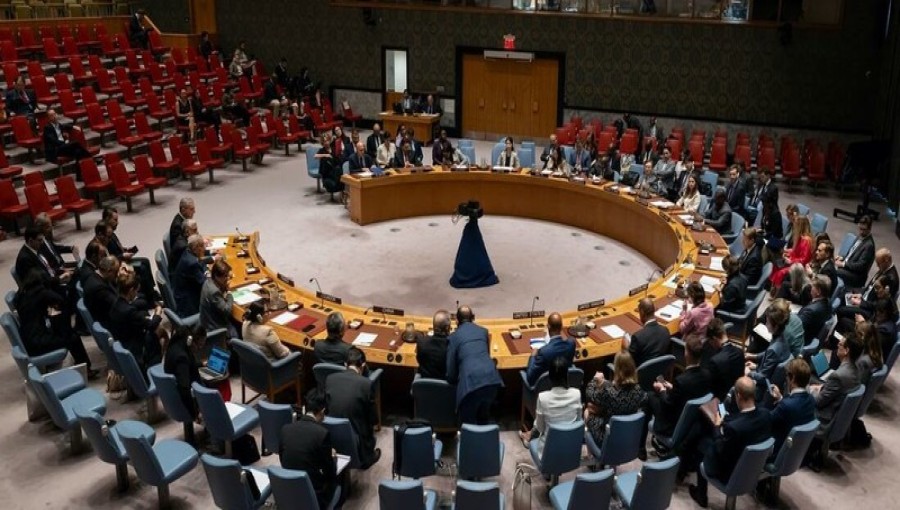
326 347 381 468
676 173 702 212
736 227 763 285
584 351 647 448
703 189 734 236
853 321 884 386
624 298 671 367
873 298 899 360
542 145 569 174
43 109 92 164
173 234 207 317
163 325 207 422
567 140 591 173
835 273 894 337
392 138 422 168
200 259 237 339
652 146 676 193
314 312 350 365
110 272 165 372
635 161 658 194
407 128 425 163
716 255 747 313
441 142 469 167
779 263 812 306
242 301 291 360
835 216 877 289
518 356 582 453
418 94 441 115
366 123 385 158
496 136 519 168
431 130 453 165
724 165 748 216
375 132 396 167
524 313 575 386
279 388 338 509
679 282 713 338
778 240 835 303
701 319 745 401
416 310 451 380
745 299 792 382
770 215 813 293
348 141 373 174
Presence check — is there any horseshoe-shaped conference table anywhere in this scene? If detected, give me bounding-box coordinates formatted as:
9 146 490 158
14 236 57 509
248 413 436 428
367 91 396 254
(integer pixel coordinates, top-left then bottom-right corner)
221 169 727 385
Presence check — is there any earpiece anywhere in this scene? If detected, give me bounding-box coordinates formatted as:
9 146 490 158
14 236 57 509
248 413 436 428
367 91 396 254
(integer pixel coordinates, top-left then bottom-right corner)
186 335 193 347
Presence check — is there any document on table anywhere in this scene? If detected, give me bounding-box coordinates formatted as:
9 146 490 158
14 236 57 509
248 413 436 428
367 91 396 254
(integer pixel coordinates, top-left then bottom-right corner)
244 283 263 292
352 333 378 347
231 288 263 305
708 256 724 271
225 402 246 421
336 454 351 475
753 323 773 342
699 275 721 293
663 274 681 289
270 312 299 326
600 325 627 338
493 166 514 172
209 237 229 250
650 200 675 209
655 300 684 322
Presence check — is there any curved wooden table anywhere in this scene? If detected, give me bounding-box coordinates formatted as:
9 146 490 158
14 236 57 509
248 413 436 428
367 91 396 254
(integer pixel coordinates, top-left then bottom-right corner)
222 170 727 373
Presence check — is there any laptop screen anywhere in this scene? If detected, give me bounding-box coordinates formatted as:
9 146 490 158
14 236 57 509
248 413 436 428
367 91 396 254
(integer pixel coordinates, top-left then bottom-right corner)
206 347 230 375
811 351 829 376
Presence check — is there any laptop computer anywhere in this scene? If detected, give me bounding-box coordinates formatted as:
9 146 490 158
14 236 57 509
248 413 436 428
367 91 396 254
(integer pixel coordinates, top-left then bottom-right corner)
811 351 834 380
200 347 231 379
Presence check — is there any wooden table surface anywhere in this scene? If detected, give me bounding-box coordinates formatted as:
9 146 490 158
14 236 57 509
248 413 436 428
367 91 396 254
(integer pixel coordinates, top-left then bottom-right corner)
377 111 441 144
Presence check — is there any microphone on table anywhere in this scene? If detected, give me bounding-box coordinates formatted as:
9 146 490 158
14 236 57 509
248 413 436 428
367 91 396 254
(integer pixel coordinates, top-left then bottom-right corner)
530 296 540 327
309 277 323 306
645 269 663 297
235 226 247 241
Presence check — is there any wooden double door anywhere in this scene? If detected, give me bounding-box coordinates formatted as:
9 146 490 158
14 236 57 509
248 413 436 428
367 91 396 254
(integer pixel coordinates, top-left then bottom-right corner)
461 53 560 140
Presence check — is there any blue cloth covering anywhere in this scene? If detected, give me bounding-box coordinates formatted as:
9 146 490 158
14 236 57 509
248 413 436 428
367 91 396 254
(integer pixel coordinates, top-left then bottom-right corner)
450 219 499 288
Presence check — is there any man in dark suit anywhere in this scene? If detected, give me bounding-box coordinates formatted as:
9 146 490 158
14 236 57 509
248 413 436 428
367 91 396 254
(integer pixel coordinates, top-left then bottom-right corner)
647 335 711 439
16 226 72 290
798 277 831 344
103 207 158 303
325 347 380 468
108 272 164 370
83 255 120 328
768 359 816 455
77 240 106 287
314 312 351 365
365 123 384 159
540 133 559 164
689 376 772 507
813 333 862 428
416 310 451 380
347 141 373 174
747 166 779 223
167 197 195 260
173 234 206 317
432 130 453 165
701 320 745 400
391 138 421 168
717 255 748 313
280 389 338 509
625 298 671 368
836 248 898 326
836 216 876 289
724 165 748 216
737 229 763 285
34 212 77 271
129 9 151 49
5 76 35 118
703 190 734 236
446 306 503 425
42 109 91 164
524 312 575 386
418 94 442 115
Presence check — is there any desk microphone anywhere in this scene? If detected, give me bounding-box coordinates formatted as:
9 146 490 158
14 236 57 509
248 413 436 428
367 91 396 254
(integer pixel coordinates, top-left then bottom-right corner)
645 269 663 297
310 277 323 306
530 296 540 326
235 226 247 240
363 307 372 315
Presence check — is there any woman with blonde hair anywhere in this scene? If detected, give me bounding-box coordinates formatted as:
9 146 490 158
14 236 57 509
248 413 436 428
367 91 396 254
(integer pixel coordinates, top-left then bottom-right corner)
770 215 813 290
583 350 647 445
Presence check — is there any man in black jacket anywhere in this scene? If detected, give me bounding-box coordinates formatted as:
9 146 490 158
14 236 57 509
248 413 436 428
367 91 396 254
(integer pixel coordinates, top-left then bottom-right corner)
701 320 745 400
625 298 671 367
835 215 876 289
325 347 380 468
716 255 748 313
108 272 164 370
42 109 91 164
737 228 763 285
16 226 72 291
167 198 195 259
83 255 120 328
416 310 450 380
315 312 351 366
647 335 711 438
280 389 338 509
798 276 832 344
703 190 734 236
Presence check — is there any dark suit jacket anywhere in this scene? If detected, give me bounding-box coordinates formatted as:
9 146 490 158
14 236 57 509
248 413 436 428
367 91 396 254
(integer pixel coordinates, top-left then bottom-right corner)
5 88 35 116
738 244 763 285
14 285 65 356
314 335 350 365
418 101 441 115
798 298 831 343
331 136 352 162
76 260 97 287
42 123 70 163
655 365 711 436
279 416 337 509
347 152 373 173
770 390 815 454
525 336 576 386
446 322 503 407
108 295 162 367
167 213 186 259
391 149 421 168
365 133 384 158
816 361 860 424
173 251 205 317
718 274 748 313
838 235 875 288
83 272 117 327
725 180 746 212
16 245 56 286
163 339 201 419
755 337 791 381
416 334 449 380
761 209 783 241
749 181 778 209
702 343 745 400
39 238 72 271
704 203 734 235
814 260 837 293
628 321 671 368
326 370 378 466
706 407 772 483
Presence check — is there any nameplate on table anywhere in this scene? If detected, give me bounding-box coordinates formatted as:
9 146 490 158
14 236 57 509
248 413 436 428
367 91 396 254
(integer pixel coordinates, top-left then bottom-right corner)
512 310 545 320
372 305 405 317
604 186 620 195
628 283 649 296
450 165 469 172
234 235 249 244
577 299 605 312
492 166 515 173
635 197 650 206
246 266 260 275
408 166 433 173
277 273 294 286
316 291 342 304
657 210 672 222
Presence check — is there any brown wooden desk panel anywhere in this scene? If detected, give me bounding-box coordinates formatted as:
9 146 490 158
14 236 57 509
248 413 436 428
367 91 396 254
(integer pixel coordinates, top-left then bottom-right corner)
377 112 440 144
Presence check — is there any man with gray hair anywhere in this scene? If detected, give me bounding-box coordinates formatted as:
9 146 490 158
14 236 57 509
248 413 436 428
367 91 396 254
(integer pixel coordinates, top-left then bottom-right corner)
314 311 350 365
34 212 78 271
168 218 201 273
416 310 451 380
167 197 196 258
83 255 120 328
173 233 206 317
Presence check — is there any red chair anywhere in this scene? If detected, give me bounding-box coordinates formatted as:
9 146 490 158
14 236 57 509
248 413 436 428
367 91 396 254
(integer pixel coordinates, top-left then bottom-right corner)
619 133 637 155
137 77 155 100
120 80 146 109
665 138 682 160
75 23 98 52
30 75 58 105
197 84 219 108
781 147 802 189
688 139 705 167
148 60 174 88
25 60 43 80
53 73 77 96
18 27 42 56
148 31 170 55
105 98 127 121
274 118 302 155
757 146 776 172
708 142 727 172
204 126 232 161
23 173 56 204
323 103 343 130
25 183 67 222
246 124 271 158
806 149 827 193
734 144 752 170
103 152 122 168
133 155 166 204
61 37 79 58
177 145 210 188
69 127 99 158
95 65 121 95
229 129 255 172
67 56 94 86
59 89 87 122
114 66 132 88
58 26 73 42
0 146 23 180
54 175 93 229
194 57 216 80
171 47 193 72
11 117 42 163
148 139 180 177
113 116 143 159
115 33 132 53
124 50 148 78
133 111 162 142
38 25 55 43
308 108 336 134
79 158 114 205
98 34 123 59
0 179 29 233
145 92 174 124
86 102 115 146
251 115 277 145
41 38 66 66
196 139 225 169
239 76 262 102
0 40 24 66
108 161 146 212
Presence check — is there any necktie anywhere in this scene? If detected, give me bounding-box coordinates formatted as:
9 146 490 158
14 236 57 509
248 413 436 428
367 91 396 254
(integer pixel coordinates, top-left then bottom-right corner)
38 253 53 274
863 271 880 301
845 239 861 261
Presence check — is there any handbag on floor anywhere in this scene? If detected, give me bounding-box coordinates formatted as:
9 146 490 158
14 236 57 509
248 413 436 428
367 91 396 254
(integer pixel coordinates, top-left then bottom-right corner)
233 434 261 465
512 462 539 510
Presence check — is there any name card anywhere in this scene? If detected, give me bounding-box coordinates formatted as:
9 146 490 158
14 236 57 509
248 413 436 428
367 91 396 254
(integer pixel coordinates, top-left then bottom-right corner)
372 305 405 316
277 273 294 286
577 299 606 312
512 310 545 320
629 283 649 296
316 291 342 304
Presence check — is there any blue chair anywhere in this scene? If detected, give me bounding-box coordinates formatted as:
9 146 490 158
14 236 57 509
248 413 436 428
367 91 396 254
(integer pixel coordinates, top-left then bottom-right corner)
314 362 384 429
830 278 845 306
378 480 437 510
11 346 84 399
519 147 535 168
75 408 156 491
268 466 341 510
716 289 766 340
306 144 322 192
700 438 774 510
637 355 675 392
549 469 614 510
728 234 743 257
323 416 362 469
460 146 476 165
90 321 123 373
112 341 161 422
811 213 828 236
453 480 504 509
162 306 200 330
651 393 713 455
76 297 95 333
412 377 458 433
529 420 585 486
614 457 680 510
457 423 504 480
257 400 293 456
10 265 20 286
231 338 302 404
701 171 718 197
489 142 504 166
118 420 199 508
857 366 888 419
458 139 474 148
760 420 818 504
201 453 272 510
796 203 810 216
721 213 746 245
3 312 68 371
817 384 865 465
746 262 773 294
27 365 106 453
520 367 584 427
698 193 709 214
584 412 644 470
148 364 198 444
886 335 900 373
162 232 172 261
838 232 858 259
4 289 15 313
154 248 169 283
395 425 442 479
192 382 260 458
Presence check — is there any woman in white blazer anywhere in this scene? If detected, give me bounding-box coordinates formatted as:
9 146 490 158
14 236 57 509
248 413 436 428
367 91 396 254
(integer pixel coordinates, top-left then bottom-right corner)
241 301 290 360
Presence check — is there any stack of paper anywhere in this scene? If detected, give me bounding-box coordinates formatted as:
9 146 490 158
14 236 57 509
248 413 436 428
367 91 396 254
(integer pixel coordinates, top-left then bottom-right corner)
357 171 373 178
493 166 514 172
352 332 378 347
209 237 228 250
709 256 724 271
655 300 684 322
698 275 722 293
270 312 299 326
231 288 263 305
600 324 626 339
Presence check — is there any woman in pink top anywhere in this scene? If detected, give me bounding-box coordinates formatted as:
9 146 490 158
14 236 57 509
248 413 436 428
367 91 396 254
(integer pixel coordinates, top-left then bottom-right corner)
679 282 714 337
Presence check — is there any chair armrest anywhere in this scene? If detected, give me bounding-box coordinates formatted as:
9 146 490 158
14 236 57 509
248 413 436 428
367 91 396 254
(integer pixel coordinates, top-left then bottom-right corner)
29 348 69 370
163 308 200 328
519 369 536 391
47 362 88 384
206 328 228 345
714 309 746 321
367 368 384 385
270 351 302 370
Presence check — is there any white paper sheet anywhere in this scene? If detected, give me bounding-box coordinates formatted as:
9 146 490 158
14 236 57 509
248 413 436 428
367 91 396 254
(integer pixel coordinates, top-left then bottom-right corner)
225 402 246 421
231 289 262 306
209 237 228 250
650 200 675 209
336 454 351 475
699 275 722 293
753 323 772 342
655 301 684 322
493 166 514 172
709 257 724 271
352 332 378 346
244 283 263 292
789 303 802 314
600 325 626 338
270 312 299 326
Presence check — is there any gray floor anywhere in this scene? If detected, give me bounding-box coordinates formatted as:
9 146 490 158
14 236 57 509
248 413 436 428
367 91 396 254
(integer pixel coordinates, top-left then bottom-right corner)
1 135 898 509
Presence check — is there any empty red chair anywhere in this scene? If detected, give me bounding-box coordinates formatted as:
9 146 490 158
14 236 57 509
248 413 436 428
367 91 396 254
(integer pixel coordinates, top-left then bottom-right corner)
30 75 57 105
103 152 122 168
133 111 162 142
246 124 271 158
75 23 98 52
115 33 132 53
0 179 29 234
59 89 87 122
68 127 99 158
98 34 123 59
133 155 166 203
113 116 143 158
171 47 193 72
148 60 174 88
251 115 276 145
806 149 827 192
0 40 23 66
54 175 93 230
119 80 146 109
114 66 131 88
708 142 727 172
108 161 145 212
239 76 262 102
229 129 254 172
148 139 180 176
42 38 66 65
148 31 170 55
86 102 115 146
308 108 335 134
781 147 802 189
57 26 73 41
204 126 232 161
195 139 224 169
53 72 76 96
94 65 121 95
0 146 23 180
177 145 210 188
25 183 67 222
25 60 43 79
18 27 42 56
665 137 682 160
67 56 94 86
11 117 42 163
125 50 148 78
62 37 79 58
137 76 155 99
105 98 127 122
323 103 343 130
274 118 301 155
688 139 704 167
209 53 224 70
734 144 752 170
145 92 174 124
619 133 637 155
79 158 114 205
194 56 216 80
757 146 776 172
23 173 56 204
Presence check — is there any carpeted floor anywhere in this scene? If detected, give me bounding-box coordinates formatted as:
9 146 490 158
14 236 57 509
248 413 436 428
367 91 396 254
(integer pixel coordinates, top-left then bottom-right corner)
1 135 899 509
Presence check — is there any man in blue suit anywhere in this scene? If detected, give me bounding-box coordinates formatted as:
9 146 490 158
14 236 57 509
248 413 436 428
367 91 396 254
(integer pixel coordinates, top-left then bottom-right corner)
525 312 575 386
446 306 503 425
768 358 817 456
173 234 206 317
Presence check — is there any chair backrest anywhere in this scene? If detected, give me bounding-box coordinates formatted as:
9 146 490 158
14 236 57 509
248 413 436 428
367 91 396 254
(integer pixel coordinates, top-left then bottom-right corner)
154 248 168 281
196 139 214 162
637 355 675 391
397 425 436 479
669 393 713 446
90 322 120 371
630 457 681 510
148 364 194 424
723 438 775 495
10 345 33 377
378 480 427 510
108 162 132 190
825 384 865 443
75 297 94 332
748 262 773 294
567 470 614 510
178 145 197 166
4 290 16 314
306 144 322 175
323 416 361 468
201 454 257 510
313 362 346 389
24 184 55 217
598 411 645 467
0 311 24 350
12 116 36 141
412 377 457 432
455 480 501 509
838 233 858 259
112 341 153 398
770 356 793 393
257 400 293 456
811 213 828 235
231 338 275 391
539 420 585 474
192 382 236 439
769 420 818 477
134 154 155 182
857 366 888 418
117 421 167 485
75 407 126 465
458 423 501 479
26 365 69 428
886 336 900 372
268 466 321 510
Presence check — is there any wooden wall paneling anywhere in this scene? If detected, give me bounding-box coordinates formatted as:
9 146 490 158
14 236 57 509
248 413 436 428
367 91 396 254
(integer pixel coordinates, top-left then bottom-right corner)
507 60 532 138
484 58 509 139
190 0 217 34
530 58 560 139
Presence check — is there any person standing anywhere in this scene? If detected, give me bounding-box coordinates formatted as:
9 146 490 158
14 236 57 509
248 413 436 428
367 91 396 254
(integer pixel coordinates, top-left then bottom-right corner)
446 306 503 425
